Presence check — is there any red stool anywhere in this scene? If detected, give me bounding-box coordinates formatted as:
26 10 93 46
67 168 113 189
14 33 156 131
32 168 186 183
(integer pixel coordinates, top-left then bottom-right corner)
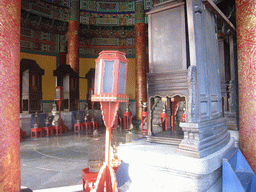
82 160 120 192
160 112 168 131
43 126 54 136
90 121 99 130
53 125 62 135
74 123 83 132
141 111 148 133
83 122 91 130
123 111 132 130
82 168 99 192
31 127 43 138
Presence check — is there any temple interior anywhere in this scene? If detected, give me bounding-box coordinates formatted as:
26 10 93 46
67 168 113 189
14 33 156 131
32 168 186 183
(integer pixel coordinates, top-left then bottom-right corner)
2 0 256 191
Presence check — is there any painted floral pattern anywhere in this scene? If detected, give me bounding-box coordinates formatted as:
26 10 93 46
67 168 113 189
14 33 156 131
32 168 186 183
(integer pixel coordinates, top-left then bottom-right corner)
237 0 256 173
0 0 21 191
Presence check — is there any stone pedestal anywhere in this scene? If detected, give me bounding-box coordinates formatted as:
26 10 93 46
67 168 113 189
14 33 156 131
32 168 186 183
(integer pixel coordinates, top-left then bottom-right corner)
116 138 235 192
178 118 230 158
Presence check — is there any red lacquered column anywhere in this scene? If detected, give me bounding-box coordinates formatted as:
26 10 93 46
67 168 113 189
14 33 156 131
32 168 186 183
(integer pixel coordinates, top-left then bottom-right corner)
135 0 147 120
0 0 21 191
67 0 80 74
59 34 67 66
59 52 66 65
236 0 256 173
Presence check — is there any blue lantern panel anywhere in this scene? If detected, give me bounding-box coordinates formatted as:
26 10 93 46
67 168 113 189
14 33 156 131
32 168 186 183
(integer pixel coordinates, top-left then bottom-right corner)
95 62 100 94
94 62 101 94
102 60 114 93
118 62 126 94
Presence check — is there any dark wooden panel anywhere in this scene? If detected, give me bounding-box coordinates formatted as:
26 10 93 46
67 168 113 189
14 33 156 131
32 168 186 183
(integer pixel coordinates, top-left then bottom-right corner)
148 2 187 73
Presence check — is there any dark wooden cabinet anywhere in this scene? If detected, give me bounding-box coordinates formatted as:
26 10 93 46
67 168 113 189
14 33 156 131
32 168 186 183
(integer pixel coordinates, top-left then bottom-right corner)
20 59 45 113
85 68 100 109
53 64 79 111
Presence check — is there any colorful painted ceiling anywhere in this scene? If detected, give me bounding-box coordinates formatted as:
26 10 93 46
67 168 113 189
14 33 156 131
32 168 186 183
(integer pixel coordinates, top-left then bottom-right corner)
21 0 167 24
20 0 235 57
21 0 150 57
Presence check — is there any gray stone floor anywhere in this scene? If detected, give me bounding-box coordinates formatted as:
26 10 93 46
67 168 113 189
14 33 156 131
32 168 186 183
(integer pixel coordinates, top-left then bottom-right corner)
20 127 144 191
20 125 239 192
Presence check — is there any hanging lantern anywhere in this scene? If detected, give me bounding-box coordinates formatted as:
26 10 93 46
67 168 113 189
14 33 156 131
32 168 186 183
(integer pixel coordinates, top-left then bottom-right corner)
92 50 129 103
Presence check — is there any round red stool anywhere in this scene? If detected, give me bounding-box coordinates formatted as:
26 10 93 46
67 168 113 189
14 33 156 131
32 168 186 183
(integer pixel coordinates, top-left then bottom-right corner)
82 168 99 192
